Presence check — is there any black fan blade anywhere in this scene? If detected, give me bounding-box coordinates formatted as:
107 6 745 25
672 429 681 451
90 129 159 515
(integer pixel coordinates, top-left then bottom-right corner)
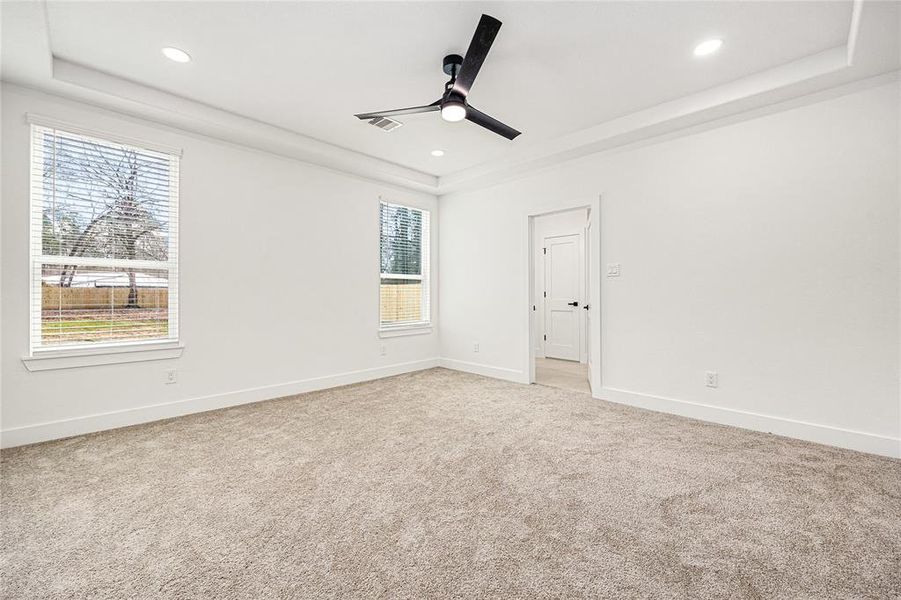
451 14 502 98
355 100 440 120
465 105 521 140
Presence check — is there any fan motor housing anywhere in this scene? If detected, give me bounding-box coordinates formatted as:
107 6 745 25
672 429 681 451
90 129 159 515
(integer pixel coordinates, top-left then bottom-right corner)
443 54 463 76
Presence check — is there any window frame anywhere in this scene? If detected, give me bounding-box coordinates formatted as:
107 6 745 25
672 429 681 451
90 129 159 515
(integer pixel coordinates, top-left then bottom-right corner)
378 199 431 334
25 116 182 366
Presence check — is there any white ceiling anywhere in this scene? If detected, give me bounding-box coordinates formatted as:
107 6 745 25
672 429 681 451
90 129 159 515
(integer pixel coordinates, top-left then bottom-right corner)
2 1 898 190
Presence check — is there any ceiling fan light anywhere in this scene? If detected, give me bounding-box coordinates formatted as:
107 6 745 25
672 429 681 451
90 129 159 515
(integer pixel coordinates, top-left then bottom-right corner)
441 101 467 122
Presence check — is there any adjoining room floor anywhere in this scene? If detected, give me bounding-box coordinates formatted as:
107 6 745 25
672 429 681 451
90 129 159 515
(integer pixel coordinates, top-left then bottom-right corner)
2 368 900 599
535 356 591 393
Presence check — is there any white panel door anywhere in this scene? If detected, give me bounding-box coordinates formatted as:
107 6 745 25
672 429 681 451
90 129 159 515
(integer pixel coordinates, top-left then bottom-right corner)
544 234 581 361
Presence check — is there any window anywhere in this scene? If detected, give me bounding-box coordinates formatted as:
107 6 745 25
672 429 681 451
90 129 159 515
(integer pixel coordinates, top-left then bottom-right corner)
29 124 179 354
379 201 430 330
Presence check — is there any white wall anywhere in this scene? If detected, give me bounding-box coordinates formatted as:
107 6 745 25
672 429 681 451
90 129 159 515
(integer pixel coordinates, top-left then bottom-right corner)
3 82 899 458
439 82 901 457
532 209 589 360
1 84 440 445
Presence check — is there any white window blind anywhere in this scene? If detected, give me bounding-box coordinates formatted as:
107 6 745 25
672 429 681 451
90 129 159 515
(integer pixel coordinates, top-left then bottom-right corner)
379 201 430 328
29 124 179 353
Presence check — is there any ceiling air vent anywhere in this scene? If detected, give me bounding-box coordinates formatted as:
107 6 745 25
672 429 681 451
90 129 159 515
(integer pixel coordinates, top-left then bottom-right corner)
368 117 403 132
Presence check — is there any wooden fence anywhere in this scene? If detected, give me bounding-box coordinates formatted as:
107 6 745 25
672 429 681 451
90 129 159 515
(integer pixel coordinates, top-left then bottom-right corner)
42 284 168 310
380 282 422 323
45 284 413 317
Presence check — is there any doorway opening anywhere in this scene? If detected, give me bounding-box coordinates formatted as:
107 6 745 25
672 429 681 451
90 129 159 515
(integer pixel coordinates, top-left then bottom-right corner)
530 207 591 393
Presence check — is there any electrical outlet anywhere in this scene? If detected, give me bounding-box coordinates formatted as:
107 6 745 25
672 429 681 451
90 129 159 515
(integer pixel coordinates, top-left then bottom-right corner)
166 369 177 385
380 345 387 356
473 342 480 353
607 263 622 277
705 371 718 388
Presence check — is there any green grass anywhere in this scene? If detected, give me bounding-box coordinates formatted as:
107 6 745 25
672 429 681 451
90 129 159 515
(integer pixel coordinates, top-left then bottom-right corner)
42 319 168 342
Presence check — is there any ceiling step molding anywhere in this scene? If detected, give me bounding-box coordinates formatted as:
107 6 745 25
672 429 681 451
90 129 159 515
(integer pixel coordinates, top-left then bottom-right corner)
442 69 898 196
50 58 439 194
436 45 855 194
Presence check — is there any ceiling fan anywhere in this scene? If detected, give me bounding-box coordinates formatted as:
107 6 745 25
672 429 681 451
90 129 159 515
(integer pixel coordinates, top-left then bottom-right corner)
354 14 521 140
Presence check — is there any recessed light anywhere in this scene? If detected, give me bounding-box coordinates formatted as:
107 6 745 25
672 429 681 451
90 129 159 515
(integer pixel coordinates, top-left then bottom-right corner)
431 150 445 157
693 39 723 57
162 47 191 63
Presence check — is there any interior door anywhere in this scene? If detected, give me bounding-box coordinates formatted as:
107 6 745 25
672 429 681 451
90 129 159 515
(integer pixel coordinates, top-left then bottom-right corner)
544 233 581 361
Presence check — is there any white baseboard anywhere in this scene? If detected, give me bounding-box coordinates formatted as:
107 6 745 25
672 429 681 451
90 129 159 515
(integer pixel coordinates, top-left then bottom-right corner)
598 386 901 459
6 358 897 460
438 358 528 384
436 361 898 458
0 358 440 449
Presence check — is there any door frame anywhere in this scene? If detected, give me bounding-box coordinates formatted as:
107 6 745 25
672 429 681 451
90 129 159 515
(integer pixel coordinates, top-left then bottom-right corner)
525 195 602 395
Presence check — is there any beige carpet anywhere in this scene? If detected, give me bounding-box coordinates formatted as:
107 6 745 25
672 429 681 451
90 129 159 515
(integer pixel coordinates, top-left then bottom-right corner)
2 368 900 599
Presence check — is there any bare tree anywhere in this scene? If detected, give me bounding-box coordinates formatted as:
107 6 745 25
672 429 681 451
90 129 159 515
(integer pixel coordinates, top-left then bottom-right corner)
44 135 168 308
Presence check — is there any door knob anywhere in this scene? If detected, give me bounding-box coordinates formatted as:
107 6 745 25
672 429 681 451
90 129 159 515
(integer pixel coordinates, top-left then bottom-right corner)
567 301 579 307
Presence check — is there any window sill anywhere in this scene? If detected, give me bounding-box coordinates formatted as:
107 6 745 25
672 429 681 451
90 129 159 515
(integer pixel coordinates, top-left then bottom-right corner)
22 342 184 372
378 325 433 338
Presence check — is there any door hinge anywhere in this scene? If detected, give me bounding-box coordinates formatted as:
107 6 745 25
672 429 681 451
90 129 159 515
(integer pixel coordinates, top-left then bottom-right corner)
543 334 546 341
543 247 546 254
543 291 546 298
